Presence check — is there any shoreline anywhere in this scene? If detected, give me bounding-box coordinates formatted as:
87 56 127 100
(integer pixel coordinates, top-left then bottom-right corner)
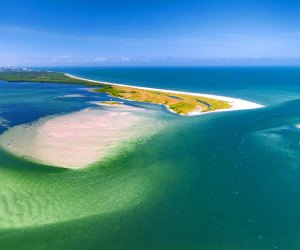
65 73 264 115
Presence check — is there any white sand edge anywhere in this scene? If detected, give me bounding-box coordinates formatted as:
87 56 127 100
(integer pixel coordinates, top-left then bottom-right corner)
65 73 265 116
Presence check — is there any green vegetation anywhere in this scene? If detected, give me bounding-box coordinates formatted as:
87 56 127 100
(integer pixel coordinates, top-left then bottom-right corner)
95 85 232 115
0 71 103 86
98 85 126 96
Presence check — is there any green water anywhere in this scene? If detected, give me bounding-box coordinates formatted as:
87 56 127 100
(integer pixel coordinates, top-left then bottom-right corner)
0 67 300 249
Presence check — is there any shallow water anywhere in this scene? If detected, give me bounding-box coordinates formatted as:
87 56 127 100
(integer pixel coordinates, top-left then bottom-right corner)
0 67 300 249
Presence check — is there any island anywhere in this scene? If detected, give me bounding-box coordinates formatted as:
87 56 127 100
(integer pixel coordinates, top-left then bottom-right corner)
0 70 263 115
97 101 123 105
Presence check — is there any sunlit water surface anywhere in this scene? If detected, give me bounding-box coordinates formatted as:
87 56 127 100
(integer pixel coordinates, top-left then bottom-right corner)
0 67 300 250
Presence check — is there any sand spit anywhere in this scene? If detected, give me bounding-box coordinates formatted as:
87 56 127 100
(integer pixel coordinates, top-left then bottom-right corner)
0 106 161 169
66 73 264 115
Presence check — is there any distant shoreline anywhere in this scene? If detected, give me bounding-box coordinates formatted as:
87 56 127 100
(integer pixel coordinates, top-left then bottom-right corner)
65 73 264 116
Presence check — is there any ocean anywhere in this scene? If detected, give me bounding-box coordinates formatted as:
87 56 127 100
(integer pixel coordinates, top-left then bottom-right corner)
0 67 300 249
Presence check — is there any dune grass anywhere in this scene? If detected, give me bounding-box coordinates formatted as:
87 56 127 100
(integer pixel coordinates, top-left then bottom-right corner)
95 85 232 115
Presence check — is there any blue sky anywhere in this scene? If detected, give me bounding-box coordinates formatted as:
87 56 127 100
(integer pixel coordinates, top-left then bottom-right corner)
1 0 300 66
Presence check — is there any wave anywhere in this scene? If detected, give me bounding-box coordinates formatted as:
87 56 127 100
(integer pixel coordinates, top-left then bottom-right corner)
55 94 86 98
0 116 9 127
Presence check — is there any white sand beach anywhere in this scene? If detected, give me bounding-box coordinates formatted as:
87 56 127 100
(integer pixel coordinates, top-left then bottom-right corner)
0 106 161 169
66 73 264 115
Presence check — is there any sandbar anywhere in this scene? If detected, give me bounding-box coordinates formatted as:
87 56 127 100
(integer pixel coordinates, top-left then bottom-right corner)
0 105 161 169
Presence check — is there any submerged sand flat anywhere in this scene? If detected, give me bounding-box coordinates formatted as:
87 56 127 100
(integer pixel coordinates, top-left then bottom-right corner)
0 105 161 169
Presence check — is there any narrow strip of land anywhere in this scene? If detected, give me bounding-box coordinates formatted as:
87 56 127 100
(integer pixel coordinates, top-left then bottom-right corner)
0 71 264 115
66 74 264 115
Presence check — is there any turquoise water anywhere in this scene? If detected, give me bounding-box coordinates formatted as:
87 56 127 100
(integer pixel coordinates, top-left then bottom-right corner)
0 67 300 249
